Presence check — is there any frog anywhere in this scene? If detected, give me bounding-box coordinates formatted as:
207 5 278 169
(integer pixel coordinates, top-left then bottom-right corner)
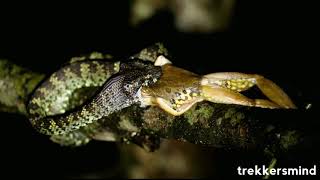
140 55 297 116
26 42 296 147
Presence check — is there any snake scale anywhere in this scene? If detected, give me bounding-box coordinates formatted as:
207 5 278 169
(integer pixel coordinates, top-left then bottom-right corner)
27 43 168 146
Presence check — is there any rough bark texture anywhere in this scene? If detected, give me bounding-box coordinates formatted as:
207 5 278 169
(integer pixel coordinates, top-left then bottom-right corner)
0 59 309 158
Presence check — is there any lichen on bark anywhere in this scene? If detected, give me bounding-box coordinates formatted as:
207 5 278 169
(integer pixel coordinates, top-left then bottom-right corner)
0 58 305 158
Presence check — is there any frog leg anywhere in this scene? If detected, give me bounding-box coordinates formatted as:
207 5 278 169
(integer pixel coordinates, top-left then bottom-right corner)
155 97 203 116
201 72 297 109
201 85 282 108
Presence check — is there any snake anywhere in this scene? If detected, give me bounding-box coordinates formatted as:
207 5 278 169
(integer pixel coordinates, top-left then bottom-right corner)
26 43 168 146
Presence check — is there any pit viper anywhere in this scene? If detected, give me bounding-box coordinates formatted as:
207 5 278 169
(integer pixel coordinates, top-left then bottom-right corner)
27 43 168 146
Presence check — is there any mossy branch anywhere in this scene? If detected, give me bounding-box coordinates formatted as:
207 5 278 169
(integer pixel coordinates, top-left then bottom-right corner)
0 59 311 158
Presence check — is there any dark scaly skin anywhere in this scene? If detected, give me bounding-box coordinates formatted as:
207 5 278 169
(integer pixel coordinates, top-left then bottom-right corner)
27 53 120 145
0 59 45 114
28 60 119 117
27 44 167 146
130 42 169 62
28 60 162 136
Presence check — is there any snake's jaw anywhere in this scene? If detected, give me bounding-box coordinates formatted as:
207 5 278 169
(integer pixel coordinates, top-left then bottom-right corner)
116 60 163 109
135 87 148 107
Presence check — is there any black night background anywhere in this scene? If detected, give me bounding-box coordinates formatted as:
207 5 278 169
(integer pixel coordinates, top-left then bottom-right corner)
0 1 319 179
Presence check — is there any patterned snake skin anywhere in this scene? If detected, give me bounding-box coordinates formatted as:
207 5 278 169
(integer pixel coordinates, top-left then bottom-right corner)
26 43 167 146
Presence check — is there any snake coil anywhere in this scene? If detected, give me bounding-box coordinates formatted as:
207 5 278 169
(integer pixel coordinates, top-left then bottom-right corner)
27 59 162 136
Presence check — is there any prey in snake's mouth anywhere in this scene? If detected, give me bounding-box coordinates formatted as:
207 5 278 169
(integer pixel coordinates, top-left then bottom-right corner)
26 43 296 147
28 58 162 136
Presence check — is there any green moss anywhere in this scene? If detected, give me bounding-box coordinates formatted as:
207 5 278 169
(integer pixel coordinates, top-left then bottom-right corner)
183 103 214 126
118 114 139 132
216 117 223 126
142 107 175 132
222 107 245 127
280 130 301 150
230 111 245 126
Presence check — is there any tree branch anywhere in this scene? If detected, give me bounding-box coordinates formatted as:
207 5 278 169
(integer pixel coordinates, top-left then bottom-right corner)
0 59 312 158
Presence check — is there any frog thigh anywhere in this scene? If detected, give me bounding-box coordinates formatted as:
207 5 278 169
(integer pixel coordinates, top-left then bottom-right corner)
202 72 296 109
201 85 281 109
155 97 202 116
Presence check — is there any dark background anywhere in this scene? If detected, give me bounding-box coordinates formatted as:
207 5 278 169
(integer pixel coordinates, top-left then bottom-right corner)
0 1 319 178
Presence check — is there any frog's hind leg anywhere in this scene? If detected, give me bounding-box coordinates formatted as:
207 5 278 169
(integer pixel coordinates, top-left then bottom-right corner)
201 85 281 109
154 97 203 116
201 72 297 109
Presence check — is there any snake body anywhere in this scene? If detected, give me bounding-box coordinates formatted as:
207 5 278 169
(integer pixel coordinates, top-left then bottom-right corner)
25 43 167 146
27 55 162 138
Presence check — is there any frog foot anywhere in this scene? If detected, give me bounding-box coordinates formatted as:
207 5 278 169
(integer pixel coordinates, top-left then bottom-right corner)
201 72 297 109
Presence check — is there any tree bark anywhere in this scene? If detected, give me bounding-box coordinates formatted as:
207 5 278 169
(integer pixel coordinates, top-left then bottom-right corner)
0 59 313 158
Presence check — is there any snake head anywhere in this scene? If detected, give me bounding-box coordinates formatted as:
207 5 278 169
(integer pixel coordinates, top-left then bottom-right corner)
120 59 162 101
